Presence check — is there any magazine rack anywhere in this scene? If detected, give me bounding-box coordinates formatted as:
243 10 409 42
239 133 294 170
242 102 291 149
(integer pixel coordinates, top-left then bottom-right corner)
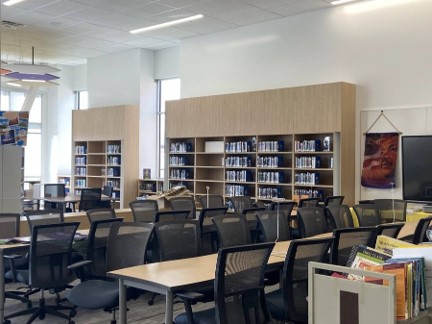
309 262 432 324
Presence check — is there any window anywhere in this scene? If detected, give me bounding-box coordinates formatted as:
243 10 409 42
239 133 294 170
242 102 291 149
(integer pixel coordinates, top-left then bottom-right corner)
157 78 180 179
1 89 42 180
75 90 88 110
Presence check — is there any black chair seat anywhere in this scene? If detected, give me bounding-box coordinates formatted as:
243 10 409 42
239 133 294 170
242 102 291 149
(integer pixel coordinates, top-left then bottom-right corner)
175 307 215 324
265 289 285 320
67 280 118 309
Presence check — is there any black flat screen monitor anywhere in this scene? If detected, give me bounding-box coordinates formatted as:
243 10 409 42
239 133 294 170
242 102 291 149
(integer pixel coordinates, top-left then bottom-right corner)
402 135 432 203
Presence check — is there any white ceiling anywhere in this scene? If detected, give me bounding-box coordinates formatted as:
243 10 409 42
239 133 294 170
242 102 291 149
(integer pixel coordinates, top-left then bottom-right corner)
1 0 341 66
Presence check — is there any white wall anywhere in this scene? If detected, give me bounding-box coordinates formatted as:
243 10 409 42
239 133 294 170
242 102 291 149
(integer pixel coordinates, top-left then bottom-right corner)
177 0 432 202
154 47 180 80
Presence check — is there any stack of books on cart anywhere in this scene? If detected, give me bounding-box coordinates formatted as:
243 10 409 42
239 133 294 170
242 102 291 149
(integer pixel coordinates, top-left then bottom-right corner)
337 236 432 321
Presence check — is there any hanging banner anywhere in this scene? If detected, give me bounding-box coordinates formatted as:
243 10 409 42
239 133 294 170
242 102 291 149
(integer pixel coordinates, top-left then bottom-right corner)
0 111 28 146
361 132 399 189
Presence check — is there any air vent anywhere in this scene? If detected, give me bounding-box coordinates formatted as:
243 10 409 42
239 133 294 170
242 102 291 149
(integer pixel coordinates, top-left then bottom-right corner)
1 20 26 28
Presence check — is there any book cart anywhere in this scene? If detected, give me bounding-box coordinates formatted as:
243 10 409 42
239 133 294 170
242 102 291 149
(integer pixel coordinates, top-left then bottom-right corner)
308 262 432 324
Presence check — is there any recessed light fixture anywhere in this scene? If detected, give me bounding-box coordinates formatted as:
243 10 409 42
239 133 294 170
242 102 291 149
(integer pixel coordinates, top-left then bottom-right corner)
3 0 27 6
130 14 204 34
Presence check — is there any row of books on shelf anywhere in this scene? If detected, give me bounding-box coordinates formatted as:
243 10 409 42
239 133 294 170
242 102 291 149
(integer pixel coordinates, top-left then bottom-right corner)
257 171 285 184
294 172 320 185
343 235 432 321
226 170 253 182
294 137 330 152
256 156 283 168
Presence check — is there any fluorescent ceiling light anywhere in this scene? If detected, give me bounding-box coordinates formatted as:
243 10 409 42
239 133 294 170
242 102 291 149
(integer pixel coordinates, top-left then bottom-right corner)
3 0 27 6
330 0 359 4
130 14 204 34
2 63 59 74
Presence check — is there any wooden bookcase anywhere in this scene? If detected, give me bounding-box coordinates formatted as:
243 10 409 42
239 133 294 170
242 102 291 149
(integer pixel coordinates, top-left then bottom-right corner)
137 179 164 197
72 105 139 208
166 82 356 205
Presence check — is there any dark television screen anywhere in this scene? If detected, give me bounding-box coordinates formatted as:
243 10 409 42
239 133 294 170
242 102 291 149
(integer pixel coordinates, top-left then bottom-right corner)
402 135 432 202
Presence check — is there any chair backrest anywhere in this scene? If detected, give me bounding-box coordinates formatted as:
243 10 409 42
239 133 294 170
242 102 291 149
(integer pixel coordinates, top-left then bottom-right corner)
242 207 266 232
86 208 116 223
167 196 196 219
198 194 225 209
256 210 291 242
198 207 228 228
29 222 79 288
352 203 381 227
0 213 20 238
325 204 355 230
154 219 202 261
225 196 254 214
154 210 190 223
296 207 328 238
102 185 113 197
323 195 345 206
373 199 407 223
281 237 335 323
106 222 154 272
375 222 404 240
212 214 251 247
86 218 124 277
215 242 275 324
43 183 66 198
412 216 432 244
79 187 102 211
298 197 321 208
129 199 159 222
270 201 296 217
330 227 378 266
24 209 64 234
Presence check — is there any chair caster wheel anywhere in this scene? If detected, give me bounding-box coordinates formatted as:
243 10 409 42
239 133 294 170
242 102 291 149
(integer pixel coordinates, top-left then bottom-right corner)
148 300 154 306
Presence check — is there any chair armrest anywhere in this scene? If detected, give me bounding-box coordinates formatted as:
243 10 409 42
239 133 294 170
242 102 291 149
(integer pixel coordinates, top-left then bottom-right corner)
68 259 92 270
175 290 207 303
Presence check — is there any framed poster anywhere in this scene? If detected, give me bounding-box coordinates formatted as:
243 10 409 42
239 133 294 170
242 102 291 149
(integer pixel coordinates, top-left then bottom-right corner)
0 111 28 146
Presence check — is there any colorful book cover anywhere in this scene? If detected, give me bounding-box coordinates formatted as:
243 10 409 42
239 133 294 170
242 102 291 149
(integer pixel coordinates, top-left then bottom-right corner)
346 244 392 280
374 235 416 255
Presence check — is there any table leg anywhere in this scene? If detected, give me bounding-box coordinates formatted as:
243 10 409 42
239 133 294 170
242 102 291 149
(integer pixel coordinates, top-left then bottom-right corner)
165 291 173 324
118 279 127 324
0 249 4 324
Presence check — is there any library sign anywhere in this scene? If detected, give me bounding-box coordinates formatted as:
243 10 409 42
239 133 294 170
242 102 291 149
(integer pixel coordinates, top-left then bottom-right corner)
0 111 28 146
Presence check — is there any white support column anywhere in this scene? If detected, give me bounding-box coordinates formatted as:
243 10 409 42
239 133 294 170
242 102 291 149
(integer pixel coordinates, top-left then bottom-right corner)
20 87 39 112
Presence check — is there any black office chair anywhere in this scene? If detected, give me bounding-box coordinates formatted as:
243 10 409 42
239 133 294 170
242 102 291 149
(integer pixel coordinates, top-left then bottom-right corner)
4 222 80 324
197 194 225 209
167 196 196 219
375 222 404 240
212 214 251 247
295 207 329 238
175 242 275 324
24 209 64 234
0 213 32 308
78 188 102 211
353 203 381 227
325 204 355 230
298 197 321 207
256 210 291 242
198 207 228 253
154 210 190 223
265 237 335 323
330 227 378 266
226 196 254 213
323 195 345 206
99 185 113 208
243 207 266 243
373 199 407 223
67 222 154 324
403 215 432 244
86 208 116 223
270 201 296 217
80 218 124 280
129 199 158 223
43 183 66 210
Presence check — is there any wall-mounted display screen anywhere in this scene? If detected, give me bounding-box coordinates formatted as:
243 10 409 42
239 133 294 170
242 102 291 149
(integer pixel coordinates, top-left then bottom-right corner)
402 135 432 203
